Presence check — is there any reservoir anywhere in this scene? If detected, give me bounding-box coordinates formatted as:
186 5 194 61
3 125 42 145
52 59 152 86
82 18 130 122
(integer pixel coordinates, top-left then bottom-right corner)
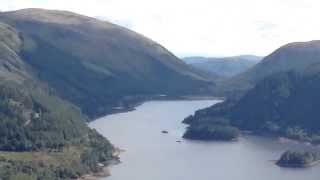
90 100 320 180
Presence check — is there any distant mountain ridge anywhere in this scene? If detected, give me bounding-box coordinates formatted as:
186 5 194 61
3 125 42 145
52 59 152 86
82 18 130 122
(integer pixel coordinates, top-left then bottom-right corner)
221 41 320 94
183 55 262 64
183 55 262 78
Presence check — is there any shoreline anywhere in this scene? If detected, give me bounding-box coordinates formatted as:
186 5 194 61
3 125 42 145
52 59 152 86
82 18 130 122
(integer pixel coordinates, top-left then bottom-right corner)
276 160 320 168
240 130 320 147
79 147 124 180
92 95 222 120
86 97 220 179
245 133 320 168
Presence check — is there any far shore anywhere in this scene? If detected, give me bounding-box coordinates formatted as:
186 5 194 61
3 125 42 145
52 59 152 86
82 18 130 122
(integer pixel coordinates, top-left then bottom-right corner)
276 160 320 168
92 95 222 120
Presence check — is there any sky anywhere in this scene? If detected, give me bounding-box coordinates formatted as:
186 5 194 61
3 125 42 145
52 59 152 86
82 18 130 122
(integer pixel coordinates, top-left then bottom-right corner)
1 0 320 57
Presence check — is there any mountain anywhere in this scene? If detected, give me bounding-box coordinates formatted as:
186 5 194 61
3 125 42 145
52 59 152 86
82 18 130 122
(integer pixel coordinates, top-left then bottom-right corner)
0 8 214 118
184 68 320 141
221 41 320 95
183 55 262 78
183 41 320 142
0 19 116 179
0 8 217 178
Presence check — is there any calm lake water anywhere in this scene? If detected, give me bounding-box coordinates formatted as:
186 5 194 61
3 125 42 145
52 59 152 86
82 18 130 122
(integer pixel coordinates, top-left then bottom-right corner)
90 100 320 180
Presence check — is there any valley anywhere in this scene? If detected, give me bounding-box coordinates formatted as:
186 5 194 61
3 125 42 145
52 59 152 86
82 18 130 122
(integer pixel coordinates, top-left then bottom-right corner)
183 55 262 78
0 8 215 179
0 5 319 180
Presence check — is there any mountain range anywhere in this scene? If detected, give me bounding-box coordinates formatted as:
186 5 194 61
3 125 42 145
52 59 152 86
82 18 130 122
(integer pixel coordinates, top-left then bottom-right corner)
2 7 320 179
183 55 262 78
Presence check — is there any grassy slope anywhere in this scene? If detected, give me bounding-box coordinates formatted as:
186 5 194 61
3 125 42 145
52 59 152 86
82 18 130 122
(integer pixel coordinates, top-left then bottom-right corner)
0 9 215 118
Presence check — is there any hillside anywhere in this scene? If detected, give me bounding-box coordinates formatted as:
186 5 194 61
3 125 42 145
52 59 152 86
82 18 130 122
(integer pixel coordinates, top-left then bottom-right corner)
184 64 320 142
0 8 217 178
220 41 320 95
0 80 116 179
183 55 261 78
0 8 214 118
0 21 116 178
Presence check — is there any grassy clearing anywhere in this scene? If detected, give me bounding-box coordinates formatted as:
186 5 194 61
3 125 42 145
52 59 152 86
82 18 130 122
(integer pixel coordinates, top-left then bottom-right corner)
0 145 86 166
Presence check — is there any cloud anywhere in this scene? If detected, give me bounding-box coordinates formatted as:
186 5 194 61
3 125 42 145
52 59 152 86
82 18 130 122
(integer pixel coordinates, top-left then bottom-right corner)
96 16 133 29
255 21 278 32
1 0 320 57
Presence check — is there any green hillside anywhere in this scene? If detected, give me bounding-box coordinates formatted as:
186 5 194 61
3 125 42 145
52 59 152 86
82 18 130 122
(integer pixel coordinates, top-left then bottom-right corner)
0 80 115 179
219 41 320 97
0 8 214 118
184 66 320 142
0 8 216 179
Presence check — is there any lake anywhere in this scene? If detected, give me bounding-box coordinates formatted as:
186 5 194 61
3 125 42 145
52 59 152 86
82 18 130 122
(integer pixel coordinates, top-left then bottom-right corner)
90 100 320 180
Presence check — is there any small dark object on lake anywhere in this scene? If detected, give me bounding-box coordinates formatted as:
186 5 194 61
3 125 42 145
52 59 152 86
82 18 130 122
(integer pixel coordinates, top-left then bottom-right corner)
162 130 169 134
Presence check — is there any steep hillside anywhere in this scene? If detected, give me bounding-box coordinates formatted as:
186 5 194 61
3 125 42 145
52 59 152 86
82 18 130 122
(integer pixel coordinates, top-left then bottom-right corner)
220 41 320 95
0 10 130 179
0 80 116 179
0 8 214 118
0 22 31 82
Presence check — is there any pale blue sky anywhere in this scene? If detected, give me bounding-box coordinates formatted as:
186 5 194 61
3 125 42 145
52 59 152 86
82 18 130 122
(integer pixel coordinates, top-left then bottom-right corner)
1 0 320 57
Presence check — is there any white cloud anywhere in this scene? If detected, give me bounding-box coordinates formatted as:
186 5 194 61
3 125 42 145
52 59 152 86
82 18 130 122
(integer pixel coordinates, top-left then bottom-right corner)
1 0 320 57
